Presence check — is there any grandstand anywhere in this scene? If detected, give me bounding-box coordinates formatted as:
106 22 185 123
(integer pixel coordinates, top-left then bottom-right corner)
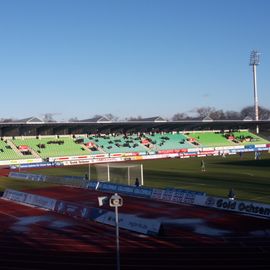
184 130 269 147
0 129 268 164
88 134 148 154
75 136 102 154
12 136 90 158
229 130 269 145
143 132 193 150
186 131 236 147
0 139 29 160
0 116 269 166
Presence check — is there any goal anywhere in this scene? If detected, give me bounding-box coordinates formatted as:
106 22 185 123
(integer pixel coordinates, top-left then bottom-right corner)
92 163 144 186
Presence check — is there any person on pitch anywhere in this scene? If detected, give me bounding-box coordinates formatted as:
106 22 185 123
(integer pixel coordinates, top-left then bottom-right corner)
135 177 140 187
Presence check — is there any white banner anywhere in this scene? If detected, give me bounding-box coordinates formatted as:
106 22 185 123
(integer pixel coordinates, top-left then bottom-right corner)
3 189 28 203
2 189 56 210
25 194 57 210
202 196 270 219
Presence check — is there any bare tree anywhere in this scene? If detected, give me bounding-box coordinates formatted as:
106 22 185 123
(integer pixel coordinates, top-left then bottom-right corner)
241 105 270 120
126 116 143 121
43 113 56 122
0 118 15 122
209 109 225 120
172 113 189 121
104 113 119 121
69 117 79 122
224 110 241 120
195 107 218 119
240 106 254 119
259 106 270 120
92 114 103 119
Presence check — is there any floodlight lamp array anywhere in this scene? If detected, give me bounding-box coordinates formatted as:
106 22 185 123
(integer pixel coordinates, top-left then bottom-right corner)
249 50 260 66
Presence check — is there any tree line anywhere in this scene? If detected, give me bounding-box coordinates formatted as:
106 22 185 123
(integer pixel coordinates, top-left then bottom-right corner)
97 106 270 121
171 106 270 121
1 106 270 122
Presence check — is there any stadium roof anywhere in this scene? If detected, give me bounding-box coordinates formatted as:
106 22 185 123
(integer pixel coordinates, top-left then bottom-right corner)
129 116 167 122
0 119 269 137
202 116 213 122
10 117 44 124
79 116 111 123
243 116 253 121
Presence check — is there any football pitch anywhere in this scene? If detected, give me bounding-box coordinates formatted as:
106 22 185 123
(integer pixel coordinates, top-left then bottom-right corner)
1 152 270 204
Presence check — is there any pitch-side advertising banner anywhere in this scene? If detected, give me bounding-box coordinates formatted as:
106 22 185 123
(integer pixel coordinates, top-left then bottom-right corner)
9 172 47 182
201 196 270 219
3 189 28 203
151 188 206 205
3 189 56 210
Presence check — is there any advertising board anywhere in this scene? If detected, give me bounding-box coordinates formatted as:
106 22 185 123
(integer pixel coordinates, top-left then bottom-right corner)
3 189 28 203
202 196 270 219
9 172 47 182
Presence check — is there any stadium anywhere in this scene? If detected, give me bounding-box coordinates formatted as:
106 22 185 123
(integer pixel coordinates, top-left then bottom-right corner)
1 1 270 269
0 117 270 269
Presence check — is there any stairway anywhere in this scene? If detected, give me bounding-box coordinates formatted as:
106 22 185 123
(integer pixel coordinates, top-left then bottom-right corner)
6 140 24 156
28 148 41 158
80 143 92 154
6 139 40 159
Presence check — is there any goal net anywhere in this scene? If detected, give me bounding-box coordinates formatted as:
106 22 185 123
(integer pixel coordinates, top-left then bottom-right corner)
93 163 144 186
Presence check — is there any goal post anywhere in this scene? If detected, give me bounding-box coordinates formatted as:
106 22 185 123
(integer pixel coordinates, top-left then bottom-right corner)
93 163 144 186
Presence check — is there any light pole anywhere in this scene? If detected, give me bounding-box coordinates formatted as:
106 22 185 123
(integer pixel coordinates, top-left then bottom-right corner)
109 193 123 270
249 50 261 134
88 162 91 180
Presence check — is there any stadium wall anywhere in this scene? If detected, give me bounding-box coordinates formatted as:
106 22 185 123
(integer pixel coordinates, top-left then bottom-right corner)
7 172 270 219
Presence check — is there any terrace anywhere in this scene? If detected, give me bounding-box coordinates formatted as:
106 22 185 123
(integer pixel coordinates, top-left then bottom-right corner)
12 137 90 158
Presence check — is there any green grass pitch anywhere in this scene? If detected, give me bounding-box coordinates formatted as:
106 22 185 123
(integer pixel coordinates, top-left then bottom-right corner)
1 152 270 204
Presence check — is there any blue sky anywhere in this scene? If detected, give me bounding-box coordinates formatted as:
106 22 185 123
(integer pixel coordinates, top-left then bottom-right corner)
0 0 269 121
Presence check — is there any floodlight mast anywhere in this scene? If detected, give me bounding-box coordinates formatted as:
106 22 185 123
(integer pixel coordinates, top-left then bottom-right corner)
249 50 260 134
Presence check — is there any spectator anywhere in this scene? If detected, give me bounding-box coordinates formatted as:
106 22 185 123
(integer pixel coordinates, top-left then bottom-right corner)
135 178 140 187
228 188 236 200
